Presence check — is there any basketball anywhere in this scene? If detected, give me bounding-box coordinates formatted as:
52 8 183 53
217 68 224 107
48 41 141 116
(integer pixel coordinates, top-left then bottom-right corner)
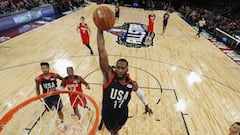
93 6 115 31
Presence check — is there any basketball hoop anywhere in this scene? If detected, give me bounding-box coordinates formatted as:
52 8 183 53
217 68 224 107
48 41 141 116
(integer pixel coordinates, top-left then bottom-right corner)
0 90 99 135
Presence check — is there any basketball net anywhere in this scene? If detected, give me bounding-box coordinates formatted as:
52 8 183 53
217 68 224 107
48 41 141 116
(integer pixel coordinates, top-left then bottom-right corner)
0 90 99 135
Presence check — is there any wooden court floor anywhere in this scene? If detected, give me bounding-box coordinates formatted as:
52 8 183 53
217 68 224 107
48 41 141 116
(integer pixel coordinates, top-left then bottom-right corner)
0 2 240 135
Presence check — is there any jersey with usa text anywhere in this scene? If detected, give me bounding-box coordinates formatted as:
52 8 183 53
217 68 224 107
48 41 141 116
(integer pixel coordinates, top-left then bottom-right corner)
39 73 58 93
102 73 133 114
38 73 59 100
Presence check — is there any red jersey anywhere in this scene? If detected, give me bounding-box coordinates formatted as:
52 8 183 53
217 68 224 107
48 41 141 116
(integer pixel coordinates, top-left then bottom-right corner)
148 14 155 32
79 23 90 45
65 75 86 107
65 75 83 95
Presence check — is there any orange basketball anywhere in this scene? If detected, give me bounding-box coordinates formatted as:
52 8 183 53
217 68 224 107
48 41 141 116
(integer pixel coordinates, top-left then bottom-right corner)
93 6 115 31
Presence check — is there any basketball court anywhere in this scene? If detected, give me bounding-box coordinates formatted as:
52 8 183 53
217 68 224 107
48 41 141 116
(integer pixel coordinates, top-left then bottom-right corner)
0 2 240 135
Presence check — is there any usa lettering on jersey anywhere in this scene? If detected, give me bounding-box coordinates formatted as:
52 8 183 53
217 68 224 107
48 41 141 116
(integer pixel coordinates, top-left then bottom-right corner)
110 88 129 109
42 82 56 92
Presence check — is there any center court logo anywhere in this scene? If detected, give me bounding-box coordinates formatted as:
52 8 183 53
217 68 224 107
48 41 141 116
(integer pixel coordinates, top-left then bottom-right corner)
107 22 155 48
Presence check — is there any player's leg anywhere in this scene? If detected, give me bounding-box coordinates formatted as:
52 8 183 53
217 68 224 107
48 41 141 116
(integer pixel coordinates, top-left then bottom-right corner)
198 27 202 37
44 96 66 132
98 117 104 130
57 110 64 122
112 109 128 135
57 110 67 132
83 35 93 55
73 106 81 121
76 94 88 109
162 26 165 34
162 22 167 34
79 94 88 108
70 96 82 121
54 97 66 132
103 110 128 135
196 27 200 37
196 26 202 37
147 32 153 40
103 116 118 134
115 11 119 20
85 44 93 55
44 98 53 111
98 107 104 130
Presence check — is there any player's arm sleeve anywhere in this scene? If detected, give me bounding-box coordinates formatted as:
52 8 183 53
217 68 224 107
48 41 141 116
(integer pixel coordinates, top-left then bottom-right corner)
133 81 148 105
135 88 148 106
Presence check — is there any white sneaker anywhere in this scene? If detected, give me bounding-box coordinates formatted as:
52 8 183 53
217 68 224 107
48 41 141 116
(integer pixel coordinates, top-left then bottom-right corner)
61 123 67 132
77 119 82 124
77 117 83 124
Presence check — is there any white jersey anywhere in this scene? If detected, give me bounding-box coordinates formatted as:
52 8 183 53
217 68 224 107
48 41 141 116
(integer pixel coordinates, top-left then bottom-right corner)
198 20 206 27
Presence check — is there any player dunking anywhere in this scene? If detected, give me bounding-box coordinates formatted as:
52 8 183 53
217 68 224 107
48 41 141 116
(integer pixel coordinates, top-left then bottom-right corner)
77 16 94 55
97 29 153 135
162 10 170 35
35 62 66 132
60 67 90 122
147 11 155 39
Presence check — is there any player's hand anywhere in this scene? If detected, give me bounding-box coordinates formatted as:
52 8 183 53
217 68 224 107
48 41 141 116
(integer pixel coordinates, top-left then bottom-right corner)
144 105 153 115
86 85 90 90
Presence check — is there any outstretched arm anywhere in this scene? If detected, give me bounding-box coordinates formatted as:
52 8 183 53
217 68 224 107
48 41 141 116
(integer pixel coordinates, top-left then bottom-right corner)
55 73 63 80
55 74 64 90
97 29 112 84
133 81 153 115
60 78 66 88
79 76 90 89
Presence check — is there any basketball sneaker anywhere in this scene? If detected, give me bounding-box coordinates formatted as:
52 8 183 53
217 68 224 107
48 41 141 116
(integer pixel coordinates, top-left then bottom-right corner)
77 118 82 124
61 122 67 132
77 116 82 124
